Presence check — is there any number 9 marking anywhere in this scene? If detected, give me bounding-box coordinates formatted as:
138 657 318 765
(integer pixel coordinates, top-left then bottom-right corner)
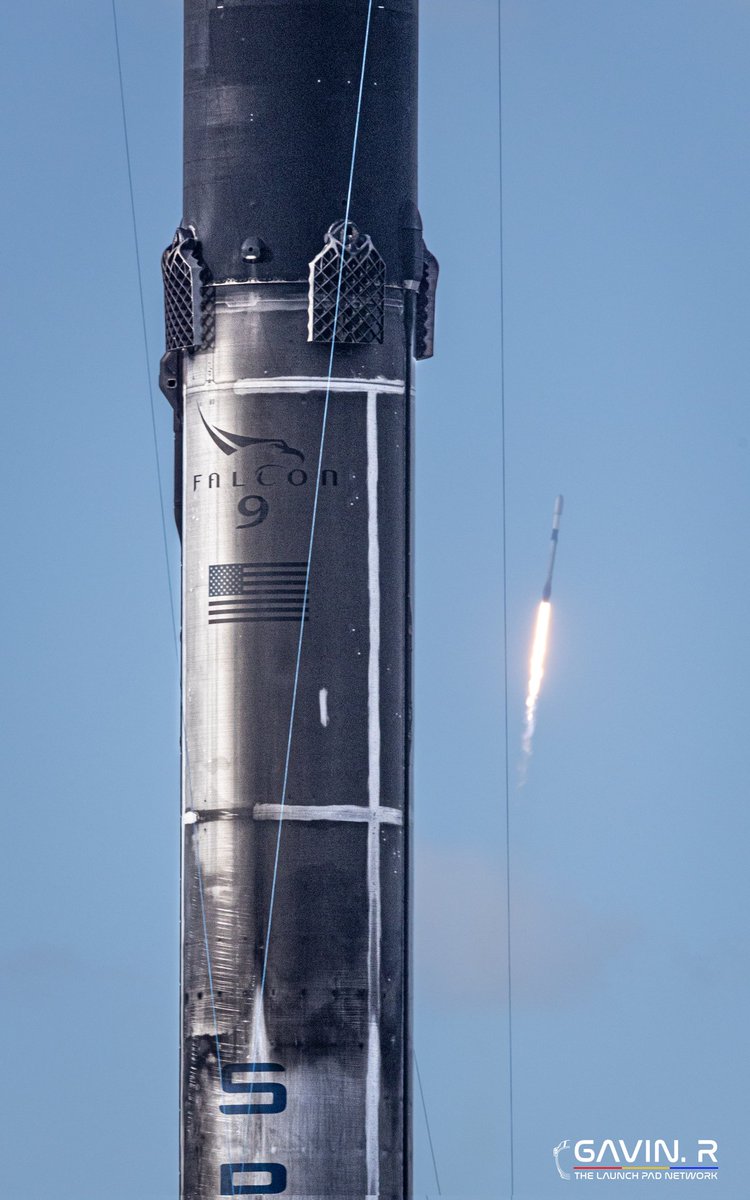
237 495 269 528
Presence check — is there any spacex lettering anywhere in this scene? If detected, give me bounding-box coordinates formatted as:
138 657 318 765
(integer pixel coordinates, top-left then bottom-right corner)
219 1063 287 1194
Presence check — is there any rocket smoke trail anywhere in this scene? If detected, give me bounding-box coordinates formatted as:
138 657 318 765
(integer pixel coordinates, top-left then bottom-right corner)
520 496 563 780
521 599 552 767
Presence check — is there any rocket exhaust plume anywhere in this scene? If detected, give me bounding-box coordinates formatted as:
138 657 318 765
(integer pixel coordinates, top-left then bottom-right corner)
520 496 563 781
521 599 552 764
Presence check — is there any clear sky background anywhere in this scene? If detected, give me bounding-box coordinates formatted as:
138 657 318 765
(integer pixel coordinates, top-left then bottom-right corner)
1 1 748 1197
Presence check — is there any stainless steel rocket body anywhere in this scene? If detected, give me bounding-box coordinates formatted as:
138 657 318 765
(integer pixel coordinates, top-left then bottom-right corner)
180 317 410 1200
164 3 429 1197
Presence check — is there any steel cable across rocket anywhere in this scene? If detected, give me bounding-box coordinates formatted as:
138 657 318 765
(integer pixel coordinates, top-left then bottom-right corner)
160 3 436 1197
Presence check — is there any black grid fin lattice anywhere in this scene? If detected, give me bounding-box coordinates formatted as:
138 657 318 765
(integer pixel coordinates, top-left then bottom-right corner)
308 222 385 345
162 227 206 352
415 248 439 361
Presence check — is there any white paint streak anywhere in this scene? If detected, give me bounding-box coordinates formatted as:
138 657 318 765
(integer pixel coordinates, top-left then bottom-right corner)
244 989 272 1164
253 803 402 826
365 1015 381 1198
185 375 404 396
235 375 404 394
366 390 381 1198
319 686 329 727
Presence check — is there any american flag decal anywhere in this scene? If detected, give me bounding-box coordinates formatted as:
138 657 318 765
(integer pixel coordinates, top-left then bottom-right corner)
208 562 309 624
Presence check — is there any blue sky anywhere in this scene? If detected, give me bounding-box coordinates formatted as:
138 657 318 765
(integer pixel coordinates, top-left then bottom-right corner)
1 1 748 1197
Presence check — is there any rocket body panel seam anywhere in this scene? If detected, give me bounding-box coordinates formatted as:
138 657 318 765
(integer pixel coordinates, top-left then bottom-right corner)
366 389 382 1198
183 376 406 397
254 803 402 825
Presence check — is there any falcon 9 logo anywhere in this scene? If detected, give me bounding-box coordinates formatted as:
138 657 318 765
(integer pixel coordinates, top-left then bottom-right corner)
193 406 339 530
198 406 305 461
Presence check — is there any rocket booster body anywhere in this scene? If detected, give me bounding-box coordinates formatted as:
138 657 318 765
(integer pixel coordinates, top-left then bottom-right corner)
161 3 435 1198
541 495 564 601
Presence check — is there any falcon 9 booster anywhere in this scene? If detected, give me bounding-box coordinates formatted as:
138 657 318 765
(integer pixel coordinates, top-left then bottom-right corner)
541 495 564 601
160 3 436 1198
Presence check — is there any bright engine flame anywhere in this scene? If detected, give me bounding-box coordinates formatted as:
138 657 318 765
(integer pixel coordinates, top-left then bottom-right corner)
521 600 552 772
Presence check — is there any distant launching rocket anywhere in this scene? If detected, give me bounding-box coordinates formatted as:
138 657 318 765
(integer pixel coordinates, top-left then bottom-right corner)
541 494 564 601
160 2 435 1198
522 495 564 773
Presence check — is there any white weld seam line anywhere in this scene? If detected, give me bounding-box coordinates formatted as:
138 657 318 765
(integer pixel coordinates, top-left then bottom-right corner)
366 389 382 1198
185 375 405 397
254 803 401 826
233 376 405 394
243 0 376 1181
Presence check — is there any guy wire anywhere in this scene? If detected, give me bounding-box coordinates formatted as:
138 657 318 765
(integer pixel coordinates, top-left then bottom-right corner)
110 7 237 1190
242 0 376 1161
111 0 178 658
498 2 516 1195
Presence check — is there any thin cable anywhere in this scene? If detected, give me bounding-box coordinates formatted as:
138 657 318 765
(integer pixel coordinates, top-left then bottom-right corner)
111 8 234 1190
414 1050 442 1195
497 2 516 1196
111 0 178 658
243 0 376 1155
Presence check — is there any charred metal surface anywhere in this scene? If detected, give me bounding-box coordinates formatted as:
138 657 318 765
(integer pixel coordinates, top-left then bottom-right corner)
170 2 431 1196
184 0 417 284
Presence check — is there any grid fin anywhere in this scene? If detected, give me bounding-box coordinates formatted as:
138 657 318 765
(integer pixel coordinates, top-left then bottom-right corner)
415 248 438 361
161 227 207 351
308 221 385 345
